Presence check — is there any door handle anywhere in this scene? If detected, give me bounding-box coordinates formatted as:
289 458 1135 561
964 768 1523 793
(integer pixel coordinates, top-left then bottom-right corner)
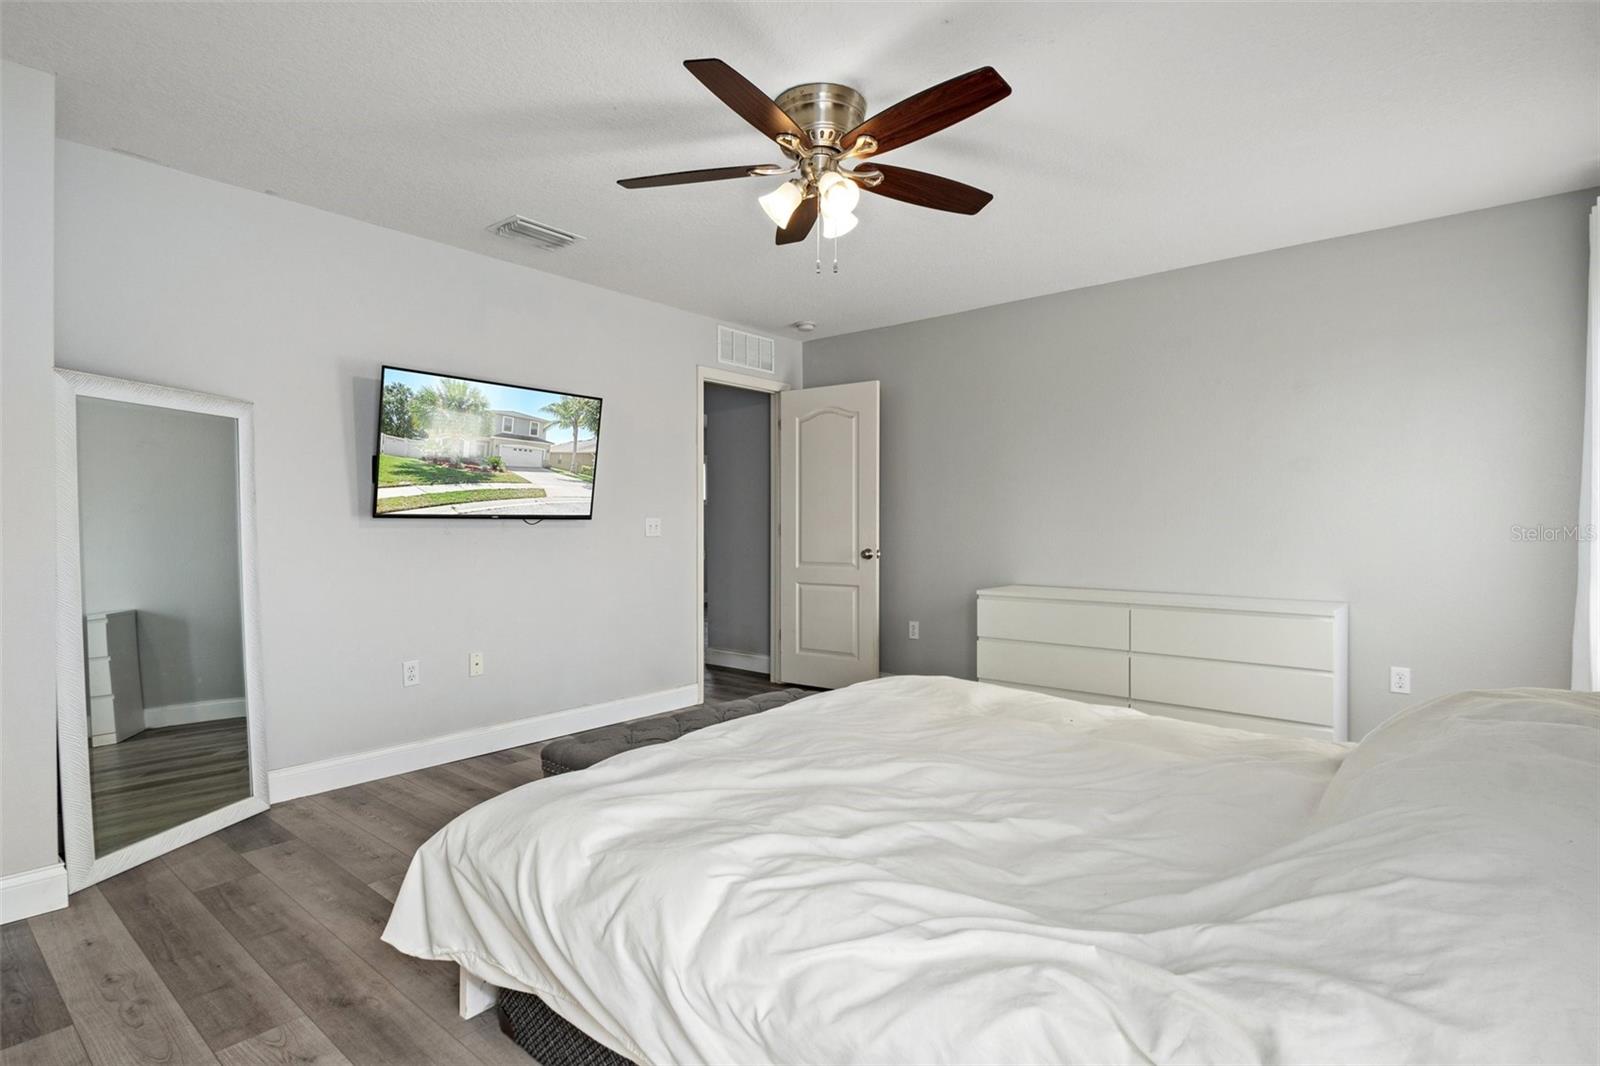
860 548 882 560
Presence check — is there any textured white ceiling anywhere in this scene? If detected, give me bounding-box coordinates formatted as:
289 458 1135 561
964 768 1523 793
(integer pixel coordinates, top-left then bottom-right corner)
4 2 1597 339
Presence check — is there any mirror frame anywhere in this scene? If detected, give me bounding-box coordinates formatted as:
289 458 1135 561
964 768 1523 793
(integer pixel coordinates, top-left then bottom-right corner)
55 369 270 891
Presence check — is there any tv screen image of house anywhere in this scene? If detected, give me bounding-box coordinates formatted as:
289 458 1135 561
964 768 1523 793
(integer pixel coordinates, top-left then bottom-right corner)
374 365 601 519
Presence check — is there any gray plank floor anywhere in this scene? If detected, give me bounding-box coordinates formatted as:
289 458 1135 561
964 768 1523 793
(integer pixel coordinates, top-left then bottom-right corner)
89 719 251 855
1 667 795 1066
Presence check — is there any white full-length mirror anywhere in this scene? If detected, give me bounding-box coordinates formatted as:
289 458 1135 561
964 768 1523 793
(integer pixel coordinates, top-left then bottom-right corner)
55 370 268 891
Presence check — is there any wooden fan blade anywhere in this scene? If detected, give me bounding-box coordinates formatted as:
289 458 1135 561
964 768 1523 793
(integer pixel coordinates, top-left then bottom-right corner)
841 67 1011 155
617 166 765 189
859 164 994 215
684 58 807 143
776 197 818 245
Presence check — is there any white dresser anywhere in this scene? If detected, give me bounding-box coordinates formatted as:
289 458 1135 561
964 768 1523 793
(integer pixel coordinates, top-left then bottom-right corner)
976 586 1349 741
86 609 145 746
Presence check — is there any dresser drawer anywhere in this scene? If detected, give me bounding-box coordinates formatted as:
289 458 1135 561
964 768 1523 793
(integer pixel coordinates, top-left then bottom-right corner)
1131 700 1337 740
1131 606 1333 671
86 656 114 698
1130 653 1333 727
85 618 109 659
987 680 1131 709
977 638 1129 698
977 597 1128 650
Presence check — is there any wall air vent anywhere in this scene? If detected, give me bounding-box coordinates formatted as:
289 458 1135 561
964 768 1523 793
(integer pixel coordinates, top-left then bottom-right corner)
489 215 585 251
717 325 776 374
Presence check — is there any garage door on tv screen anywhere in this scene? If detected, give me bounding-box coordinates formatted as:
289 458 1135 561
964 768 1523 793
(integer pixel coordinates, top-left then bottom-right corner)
373 365 601 520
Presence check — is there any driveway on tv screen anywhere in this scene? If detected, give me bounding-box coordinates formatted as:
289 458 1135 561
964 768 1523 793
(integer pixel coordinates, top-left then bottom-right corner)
375 463 593 516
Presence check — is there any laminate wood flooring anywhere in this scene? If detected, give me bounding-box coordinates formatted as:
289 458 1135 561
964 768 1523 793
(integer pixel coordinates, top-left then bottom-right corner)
89 719 251 854
2 667 798 1065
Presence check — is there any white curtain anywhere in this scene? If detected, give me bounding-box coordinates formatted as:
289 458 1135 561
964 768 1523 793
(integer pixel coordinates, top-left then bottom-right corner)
1575 198 1599 692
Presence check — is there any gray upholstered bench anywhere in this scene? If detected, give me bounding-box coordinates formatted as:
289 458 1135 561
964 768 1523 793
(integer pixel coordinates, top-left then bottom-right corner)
540 688 811 777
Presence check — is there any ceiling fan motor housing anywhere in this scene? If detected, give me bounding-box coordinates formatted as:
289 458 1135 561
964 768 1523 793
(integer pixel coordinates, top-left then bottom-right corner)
775 83 867 149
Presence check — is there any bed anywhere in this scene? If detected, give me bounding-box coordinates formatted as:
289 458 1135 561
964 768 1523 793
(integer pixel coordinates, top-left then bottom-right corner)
382 675 1598 1064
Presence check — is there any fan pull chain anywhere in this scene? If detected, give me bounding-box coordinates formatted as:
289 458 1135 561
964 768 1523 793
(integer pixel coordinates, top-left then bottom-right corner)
832 237 839 274
815 216 822 275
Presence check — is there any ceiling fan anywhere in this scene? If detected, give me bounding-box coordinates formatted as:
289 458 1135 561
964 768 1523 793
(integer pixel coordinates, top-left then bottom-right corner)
618 59 1011 245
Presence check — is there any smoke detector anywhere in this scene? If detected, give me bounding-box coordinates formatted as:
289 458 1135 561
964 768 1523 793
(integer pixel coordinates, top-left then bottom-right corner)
792 320 817 333
489 215 585 251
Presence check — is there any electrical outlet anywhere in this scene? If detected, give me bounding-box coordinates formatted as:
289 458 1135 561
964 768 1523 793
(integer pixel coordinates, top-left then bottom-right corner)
469 651 484 677
402 660 421 687
1389 666 1411 695
908 620 920 639
644 517 662 538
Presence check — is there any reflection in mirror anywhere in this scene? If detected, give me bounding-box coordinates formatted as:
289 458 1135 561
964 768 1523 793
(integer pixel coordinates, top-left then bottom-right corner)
76 396 250 854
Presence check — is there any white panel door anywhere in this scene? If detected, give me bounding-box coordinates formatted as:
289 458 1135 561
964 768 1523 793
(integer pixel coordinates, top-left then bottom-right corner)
778 381 880 688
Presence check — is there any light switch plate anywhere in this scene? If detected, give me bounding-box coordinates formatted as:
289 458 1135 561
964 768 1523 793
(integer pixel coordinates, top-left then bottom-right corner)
469 651 484 677
1389 666 1411 694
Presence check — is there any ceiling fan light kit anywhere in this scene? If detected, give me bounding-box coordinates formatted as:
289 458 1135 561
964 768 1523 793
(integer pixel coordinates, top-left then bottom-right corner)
618 58 1011 258
758 179 806 227
817 170 860 217
820 210 858 241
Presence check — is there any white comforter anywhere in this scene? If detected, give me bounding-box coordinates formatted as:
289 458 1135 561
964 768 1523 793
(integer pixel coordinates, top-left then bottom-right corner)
382 677 1599 1065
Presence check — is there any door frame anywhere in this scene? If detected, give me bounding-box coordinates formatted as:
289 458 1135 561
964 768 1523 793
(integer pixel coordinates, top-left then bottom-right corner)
696 366 790 704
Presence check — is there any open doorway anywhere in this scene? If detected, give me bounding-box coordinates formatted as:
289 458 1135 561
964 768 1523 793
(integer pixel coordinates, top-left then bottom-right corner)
695 367 881 702
696 367 785 704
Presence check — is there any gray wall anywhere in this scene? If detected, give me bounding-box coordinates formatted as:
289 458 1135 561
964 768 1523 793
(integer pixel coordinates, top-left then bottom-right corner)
76 398 245 710
806 189 1594 738
1 61 58 878
703 383 770 658
49 139 800 780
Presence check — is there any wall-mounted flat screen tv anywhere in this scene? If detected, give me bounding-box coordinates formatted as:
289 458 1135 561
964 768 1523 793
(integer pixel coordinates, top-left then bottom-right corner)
373 365 601 520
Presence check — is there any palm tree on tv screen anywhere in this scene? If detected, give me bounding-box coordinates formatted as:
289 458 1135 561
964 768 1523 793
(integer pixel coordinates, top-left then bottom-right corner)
425 378 491 458
542 396 600 471
434 378 489 414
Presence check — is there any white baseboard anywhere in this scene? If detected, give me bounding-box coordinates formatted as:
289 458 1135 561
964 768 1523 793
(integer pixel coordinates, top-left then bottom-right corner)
0 863 68 922
267 683 700 802
704 647 771 674
143 697 247 730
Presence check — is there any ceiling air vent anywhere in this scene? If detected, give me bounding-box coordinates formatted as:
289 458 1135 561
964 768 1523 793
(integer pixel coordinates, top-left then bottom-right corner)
489 215 585 251
717 325 776 374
